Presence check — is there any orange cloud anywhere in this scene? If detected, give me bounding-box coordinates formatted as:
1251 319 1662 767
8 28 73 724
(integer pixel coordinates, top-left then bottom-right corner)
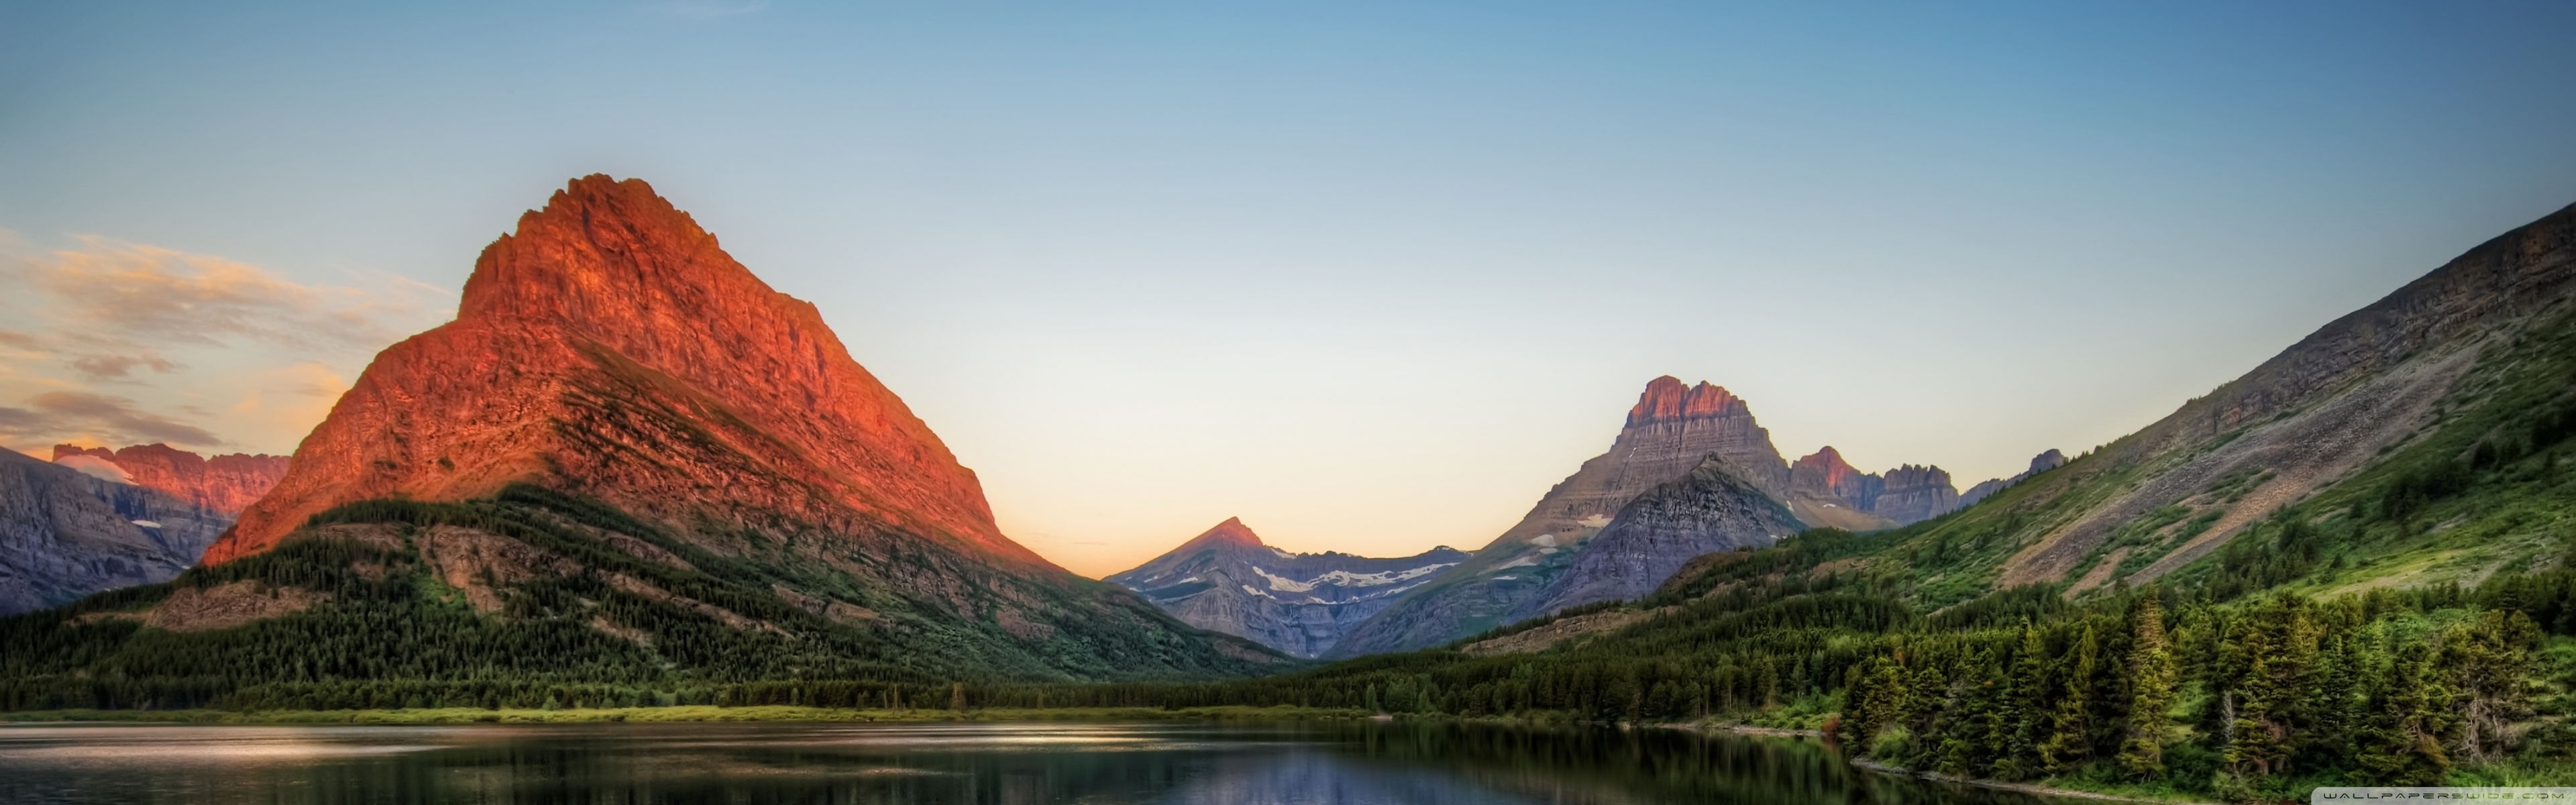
0 390 221 448
27 237 421 350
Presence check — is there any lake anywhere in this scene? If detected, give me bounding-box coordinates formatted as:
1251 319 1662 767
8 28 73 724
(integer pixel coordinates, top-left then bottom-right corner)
0 719 2080 804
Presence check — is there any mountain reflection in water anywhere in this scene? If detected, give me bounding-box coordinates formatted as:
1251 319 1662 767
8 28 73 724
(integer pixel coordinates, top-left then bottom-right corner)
0 720 2076 804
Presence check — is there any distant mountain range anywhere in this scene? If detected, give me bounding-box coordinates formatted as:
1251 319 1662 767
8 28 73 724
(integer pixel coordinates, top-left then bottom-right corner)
52 444 288 517
0 444 282 615
1106 518 1465 658
1106 374 2053 657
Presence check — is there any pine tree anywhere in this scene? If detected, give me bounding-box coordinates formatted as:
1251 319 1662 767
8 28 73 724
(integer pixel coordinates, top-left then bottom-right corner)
2039 625 2099 773
2355 641 2454 785
2119 596 2177 780
1998 621 2051 780
1933 649 1997 777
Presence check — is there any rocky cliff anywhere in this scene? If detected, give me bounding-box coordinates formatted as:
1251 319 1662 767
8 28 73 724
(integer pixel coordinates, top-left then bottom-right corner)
1523 455 1801 616
1871 464 1960 525
164 175 1277 680
1784 447 1962 529
1106 518 1467 658
1324 377 1800 657
0 449 229 614
51 444 286 517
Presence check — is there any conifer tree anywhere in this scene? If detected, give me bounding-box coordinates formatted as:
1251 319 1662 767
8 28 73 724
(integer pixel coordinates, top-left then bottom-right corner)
2226 652 2289 778
2120 595 2177 780
2040 625 2100 773
1999 621 2051 780
2356 641 2453 785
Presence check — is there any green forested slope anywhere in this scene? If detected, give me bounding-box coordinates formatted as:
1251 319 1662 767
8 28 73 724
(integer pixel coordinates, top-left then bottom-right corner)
0 484 1281 712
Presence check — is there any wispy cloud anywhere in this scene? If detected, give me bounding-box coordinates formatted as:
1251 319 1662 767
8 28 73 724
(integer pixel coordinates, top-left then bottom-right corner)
0 232 446 454
22 237 421 350
70 352 182 380
0 390 221 448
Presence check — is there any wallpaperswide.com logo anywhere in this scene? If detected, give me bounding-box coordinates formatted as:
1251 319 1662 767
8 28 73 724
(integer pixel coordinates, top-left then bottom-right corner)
2315 789 2576 802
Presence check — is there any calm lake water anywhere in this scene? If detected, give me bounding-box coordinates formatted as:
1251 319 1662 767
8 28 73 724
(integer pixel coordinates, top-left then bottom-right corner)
0 720 2079 804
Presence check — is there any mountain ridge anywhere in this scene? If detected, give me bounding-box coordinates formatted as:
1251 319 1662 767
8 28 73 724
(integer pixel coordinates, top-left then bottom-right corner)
1106 518 1465 658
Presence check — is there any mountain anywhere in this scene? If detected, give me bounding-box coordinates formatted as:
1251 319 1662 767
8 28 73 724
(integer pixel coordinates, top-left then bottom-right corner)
5 175 1279 708
1954 448 2067 508
0 449 229 614
1521 455 1801 616
1324 378 1804 657
1321 377 1980 657
1104 518 1468 658
1783 447 1964 529
51 444 286 517
1869 464 1959 524
205 176 1020 567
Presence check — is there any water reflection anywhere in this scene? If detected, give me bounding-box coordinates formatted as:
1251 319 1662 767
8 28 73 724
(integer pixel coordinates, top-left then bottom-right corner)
0 720 2075 804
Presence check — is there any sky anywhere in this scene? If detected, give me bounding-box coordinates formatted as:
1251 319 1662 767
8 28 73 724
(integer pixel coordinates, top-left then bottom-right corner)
5 1 2576 577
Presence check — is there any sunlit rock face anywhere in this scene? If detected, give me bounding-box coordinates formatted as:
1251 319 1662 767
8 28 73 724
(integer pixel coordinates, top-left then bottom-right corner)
204 174 1024 568
51 444 286 517
0 449 229 614
1107 518 1467 658
178 175 1287 678
1784 447 1963 529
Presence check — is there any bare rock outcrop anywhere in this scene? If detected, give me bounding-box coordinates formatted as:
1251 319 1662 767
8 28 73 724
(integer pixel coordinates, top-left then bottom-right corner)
52 444 286 517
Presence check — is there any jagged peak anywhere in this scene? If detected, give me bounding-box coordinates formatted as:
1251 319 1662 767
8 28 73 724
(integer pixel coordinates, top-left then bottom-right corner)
2029 449 2070 474
1882 464 1953 487
456 174 752 330
1179 517 1267 551
1625 376 1749 427
1794 446 1854 472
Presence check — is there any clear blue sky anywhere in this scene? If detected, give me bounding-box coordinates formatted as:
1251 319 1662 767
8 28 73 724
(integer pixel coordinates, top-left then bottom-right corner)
6 1 2575 575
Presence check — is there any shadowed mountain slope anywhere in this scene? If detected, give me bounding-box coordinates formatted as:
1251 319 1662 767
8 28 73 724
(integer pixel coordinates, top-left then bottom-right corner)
1107 518 1466 658
0 449 229 615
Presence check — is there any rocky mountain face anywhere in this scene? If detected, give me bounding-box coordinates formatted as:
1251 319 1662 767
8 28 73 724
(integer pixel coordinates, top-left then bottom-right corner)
1326 378 1811 657
0 449 229 614
1871 464 1960 524
1523 455 1801 616
1783 447 1964 530
51 444 286 517
1956 449 2067 508
164 175 1277 680
1105 518 1467 658
1323 377 1983 657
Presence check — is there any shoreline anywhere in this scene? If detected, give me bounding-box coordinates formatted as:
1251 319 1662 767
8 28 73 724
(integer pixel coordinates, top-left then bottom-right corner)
1845 757 2220 805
